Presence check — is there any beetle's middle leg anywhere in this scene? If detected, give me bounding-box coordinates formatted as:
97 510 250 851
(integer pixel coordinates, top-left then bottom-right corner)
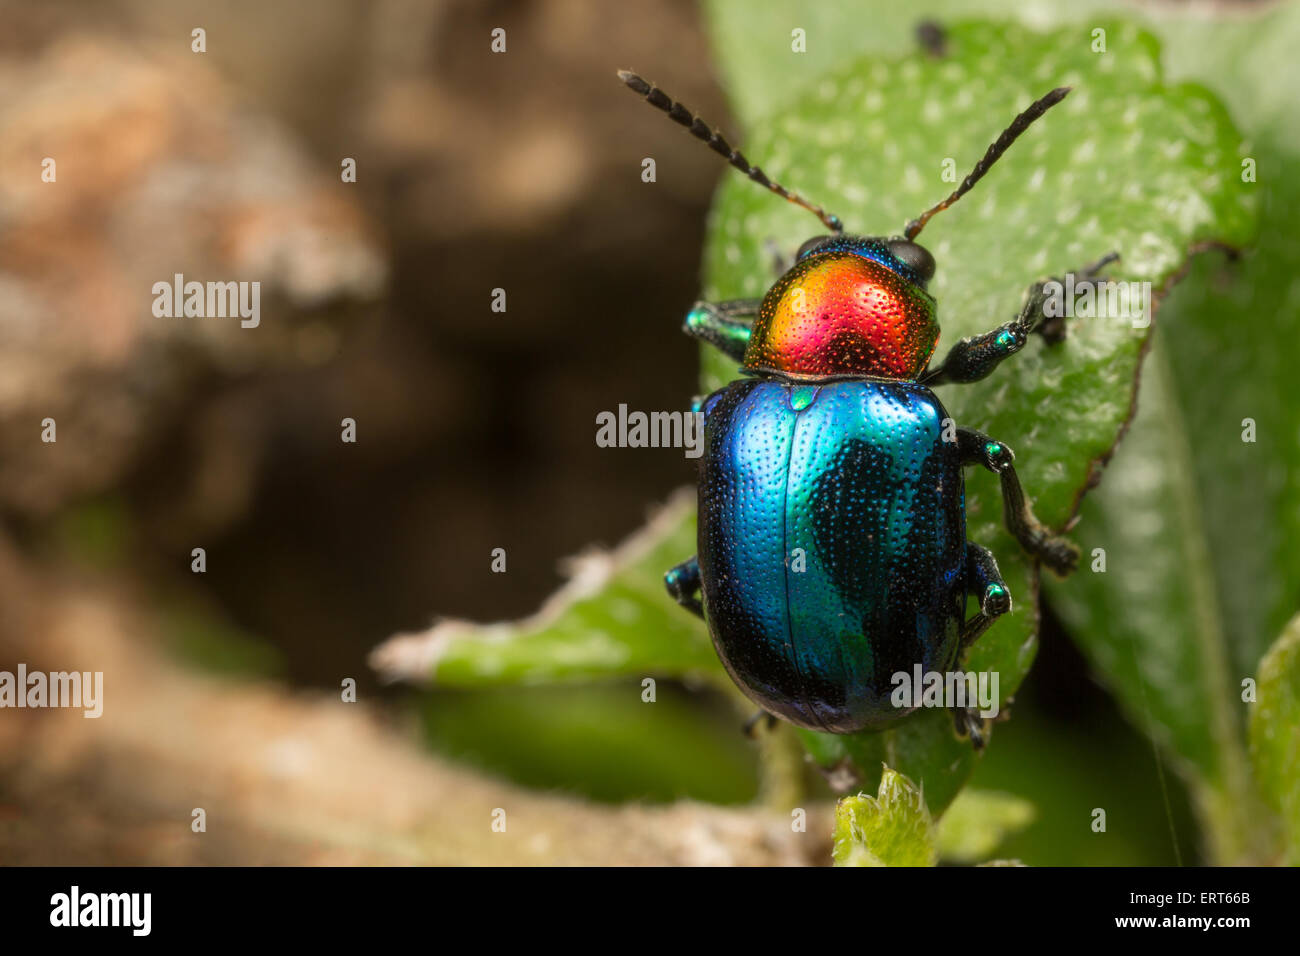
957 427 1080 576
683 299 758 362
922 251 1120 386
665 555 704 618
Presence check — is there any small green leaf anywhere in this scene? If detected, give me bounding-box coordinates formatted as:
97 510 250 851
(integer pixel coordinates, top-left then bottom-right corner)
936 789 1036 863
1249 615 1300 865
704 19 1255 812
833 768 936 867
370 492 722 687
797 708 976 814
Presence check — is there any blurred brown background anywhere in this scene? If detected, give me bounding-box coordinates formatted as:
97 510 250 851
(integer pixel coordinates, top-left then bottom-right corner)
0 0 801 863
0 0 726 685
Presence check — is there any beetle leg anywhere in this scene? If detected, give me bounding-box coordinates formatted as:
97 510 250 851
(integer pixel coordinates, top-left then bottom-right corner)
960 541 1011 650
921 318 1030 385
921 251 1120 385
664 555 704 618
950 543 1009 749
1035 250 1122 342
956 428 1080 576
684 299 759 362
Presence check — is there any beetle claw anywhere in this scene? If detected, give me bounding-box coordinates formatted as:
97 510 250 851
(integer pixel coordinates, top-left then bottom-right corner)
1083 250 1122 279
1039 536 1080 576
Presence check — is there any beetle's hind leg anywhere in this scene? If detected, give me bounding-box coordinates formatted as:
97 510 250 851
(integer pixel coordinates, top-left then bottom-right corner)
664 555 704 618
950 542 1010 751
960 541 1011 650
957 427 1080 576
665 558 779 739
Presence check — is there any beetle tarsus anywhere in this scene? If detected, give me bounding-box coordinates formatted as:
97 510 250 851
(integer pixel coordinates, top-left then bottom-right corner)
1036 533 1081 577
1083 250 1122 277
1031 249 1124 345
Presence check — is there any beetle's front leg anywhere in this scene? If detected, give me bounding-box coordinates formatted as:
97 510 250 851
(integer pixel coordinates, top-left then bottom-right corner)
684 299 759 362
957 427 1079 576
923 252 1119 386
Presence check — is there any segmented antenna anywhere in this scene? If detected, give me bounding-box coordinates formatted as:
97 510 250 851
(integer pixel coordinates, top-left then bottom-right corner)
618 70 843 234
904 86 1071 240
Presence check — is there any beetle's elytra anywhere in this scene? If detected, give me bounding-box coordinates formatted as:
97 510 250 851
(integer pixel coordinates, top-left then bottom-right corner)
621 68 1110 747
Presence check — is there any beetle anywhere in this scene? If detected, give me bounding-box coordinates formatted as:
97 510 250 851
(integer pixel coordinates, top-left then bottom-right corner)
620 69 1115 747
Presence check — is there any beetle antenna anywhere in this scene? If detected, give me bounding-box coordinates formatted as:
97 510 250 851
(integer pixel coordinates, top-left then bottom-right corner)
904 86 1071 240
618 70 843 234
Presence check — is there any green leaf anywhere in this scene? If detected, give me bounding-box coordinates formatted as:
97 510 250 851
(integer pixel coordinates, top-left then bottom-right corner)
704 0 1300 135
1044 1 1300 864
420 684 760 805
702 19 1255 812
936 788 1036 863
370 492 722 686
1250 615 1300 865
833 768 936 866
1044 343 1271 862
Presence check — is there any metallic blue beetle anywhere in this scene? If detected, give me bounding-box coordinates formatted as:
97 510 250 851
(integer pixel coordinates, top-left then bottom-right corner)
620 70 1106 746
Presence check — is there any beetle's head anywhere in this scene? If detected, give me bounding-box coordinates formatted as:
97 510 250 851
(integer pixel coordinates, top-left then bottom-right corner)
795 234 936 286
617 71 1071 379
741 234 939 379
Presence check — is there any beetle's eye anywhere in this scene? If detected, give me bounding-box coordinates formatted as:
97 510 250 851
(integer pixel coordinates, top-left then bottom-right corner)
887 239 936 283
796 236 833 260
